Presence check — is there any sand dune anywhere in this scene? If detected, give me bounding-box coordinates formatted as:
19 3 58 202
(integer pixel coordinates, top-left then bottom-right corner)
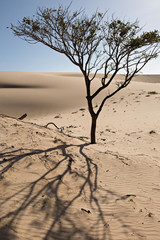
0 71 160 239
0 71 160 119
0 72 87 118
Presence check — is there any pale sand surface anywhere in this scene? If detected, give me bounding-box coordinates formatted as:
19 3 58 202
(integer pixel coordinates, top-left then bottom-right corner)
0 71 160 240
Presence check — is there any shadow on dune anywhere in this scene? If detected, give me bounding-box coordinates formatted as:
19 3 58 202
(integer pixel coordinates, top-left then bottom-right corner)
0 83 47 88
0 141 140 240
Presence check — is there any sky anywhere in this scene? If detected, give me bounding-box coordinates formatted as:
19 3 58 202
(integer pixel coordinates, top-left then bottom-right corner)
0 0 160 73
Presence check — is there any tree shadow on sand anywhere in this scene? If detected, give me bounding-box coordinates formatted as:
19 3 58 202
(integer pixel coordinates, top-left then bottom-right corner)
0 141 140 240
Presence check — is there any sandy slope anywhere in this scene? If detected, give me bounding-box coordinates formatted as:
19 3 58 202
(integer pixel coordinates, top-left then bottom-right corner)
0 72 160 240
0 115 160 240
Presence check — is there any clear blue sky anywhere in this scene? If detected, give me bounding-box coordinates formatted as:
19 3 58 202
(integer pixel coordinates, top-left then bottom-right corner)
0 0 160 73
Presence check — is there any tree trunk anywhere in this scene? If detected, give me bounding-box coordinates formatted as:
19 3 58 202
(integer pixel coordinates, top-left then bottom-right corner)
91 115 97 144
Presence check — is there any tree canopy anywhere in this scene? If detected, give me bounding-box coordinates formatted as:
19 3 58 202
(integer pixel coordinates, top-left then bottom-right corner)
10 4 160 143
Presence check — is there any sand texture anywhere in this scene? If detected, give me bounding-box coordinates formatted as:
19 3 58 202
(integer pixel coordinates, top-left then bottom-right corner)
0 72 160 240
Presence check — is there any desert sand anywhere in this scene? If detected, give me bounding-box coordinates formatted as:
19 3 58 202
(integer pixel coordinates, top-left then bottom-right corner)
0 71 160 240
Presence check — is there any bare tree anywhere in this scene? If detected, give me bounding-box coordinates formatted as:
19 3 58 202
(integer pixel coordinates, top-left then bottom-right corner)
10 4 160 143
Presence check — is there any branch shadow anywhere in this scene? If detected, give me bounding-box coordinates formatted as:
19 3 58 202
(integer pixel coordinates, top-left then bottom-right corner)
0 141 140 240
0 225 18 240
